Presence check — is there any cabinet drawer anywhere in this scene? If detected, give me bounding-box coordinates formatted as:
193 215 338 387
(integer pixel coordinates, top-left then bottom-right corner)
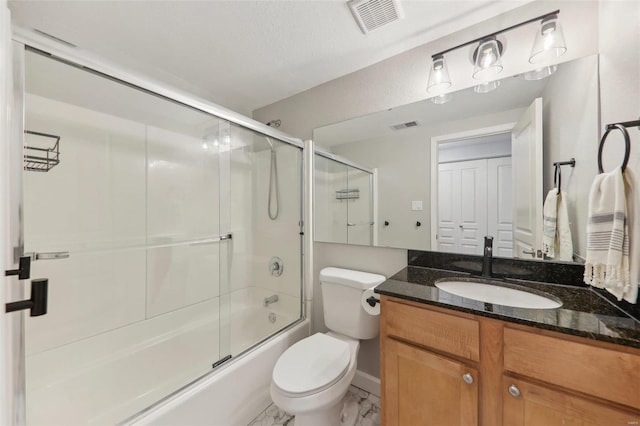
384 299 480 361
504 327 640 410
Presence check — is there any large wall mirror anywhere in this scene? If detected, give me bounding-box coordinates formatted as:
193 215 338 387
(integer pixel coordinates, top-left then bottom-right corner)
313 54 601 263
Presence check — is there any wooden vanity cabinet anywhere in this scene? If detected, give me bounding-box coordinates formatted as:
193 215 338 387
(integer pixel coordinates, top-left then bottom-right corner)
381 296 484 426
383 338 478 426
380 295 640 426
502 376 640 425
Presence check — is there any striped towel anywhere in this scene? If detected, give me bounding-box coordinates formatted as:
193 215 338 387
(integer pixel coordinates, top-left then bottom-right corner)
542 189 574 261
584 169 630 300
556 190 574 261
623 168 639 304
542 188 558 258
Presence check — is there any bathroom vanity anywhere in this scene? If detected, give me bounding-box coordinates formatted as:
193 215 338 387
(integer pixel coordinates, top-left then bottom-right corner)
375 261 640 425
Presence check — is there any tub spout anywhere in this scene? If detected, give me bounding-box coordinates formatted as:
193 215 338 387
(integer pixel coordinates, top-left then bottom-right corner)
264 294 279 307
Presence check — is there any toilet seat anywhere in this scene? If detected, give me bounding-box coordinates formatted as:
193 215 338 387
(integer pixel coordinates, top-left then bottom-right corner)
272 333 351 397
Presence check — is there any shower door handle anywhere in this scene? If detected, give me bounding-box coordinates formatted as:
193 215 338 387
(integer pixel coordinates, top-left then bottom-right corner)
188 234 233 246
5 278 48 317
29 251 70 261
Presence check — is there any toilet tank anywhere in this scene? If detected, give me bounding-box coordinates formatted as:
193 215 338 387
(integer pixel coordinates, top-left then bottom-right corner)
320 267 385 340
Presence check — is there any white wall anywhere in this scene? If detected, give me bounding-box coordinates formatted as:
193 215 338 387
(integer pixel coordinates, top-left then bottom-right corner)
598 1 640 171
253 0 637 379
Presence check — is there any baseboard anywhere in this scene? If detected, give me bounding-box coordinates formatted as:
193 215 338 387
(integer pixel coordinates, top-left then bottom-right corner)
352 370 380 397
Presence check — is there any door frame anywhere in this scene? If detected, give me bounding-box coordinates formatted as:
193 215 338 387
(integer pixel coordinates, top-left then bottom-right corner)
429 123 516 250
1 37 26 425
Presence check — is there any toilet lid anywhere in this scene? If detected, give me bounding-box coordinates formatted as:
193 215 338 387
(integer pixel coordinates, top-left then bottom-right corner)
273 333 351 395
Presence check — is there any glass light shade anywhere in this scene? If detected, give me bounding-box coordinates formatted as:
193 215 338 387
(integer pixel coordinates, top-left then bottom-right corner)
430 93 452 104
522 64 557 80
472 38 503 80
427 55 452 94
529 15 567 64
474 80 500 94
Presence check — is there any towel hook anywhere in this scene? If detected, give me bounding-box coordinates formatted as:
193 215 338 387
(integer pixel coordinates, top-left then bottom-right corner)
598 124 630 173
552 158 574 193
554 163 562 192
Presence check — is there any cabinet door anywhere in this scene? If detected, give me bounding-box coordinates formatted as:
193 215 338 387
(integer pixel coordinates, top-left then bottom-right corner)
383 338 478 426
503 376 640 425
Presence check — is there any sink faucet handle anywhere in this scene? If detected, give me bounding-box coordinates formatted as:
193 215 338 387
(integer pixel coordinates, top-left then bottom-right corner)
482 236 494 277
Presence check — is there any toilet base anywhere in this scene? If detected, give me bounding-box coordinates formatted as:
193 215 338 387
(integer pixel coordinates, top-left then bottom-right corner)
293 392 359 426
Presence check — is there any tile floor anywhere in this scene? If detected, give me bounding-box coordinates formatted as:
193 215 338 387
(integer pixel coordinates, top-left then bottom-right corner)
247 385 381 426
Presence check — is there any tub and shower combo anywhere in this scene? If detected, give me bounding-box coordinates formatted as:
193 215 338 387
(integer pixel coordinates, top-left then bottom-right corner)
3 30 309 425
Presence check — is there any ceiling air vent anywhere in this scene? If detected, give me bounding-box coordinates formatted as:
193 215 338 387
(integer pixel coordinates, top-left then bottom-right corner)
390 121 418 131
348 0 404 34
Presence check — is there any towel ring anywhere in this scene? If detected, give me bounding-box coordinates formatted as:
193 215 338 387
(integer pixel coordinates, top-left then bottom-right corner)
598 124 630 173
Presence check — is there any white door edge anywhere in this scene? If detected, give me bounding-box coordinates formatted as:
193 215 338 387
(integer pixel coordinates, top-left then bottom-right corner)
1 20 27 426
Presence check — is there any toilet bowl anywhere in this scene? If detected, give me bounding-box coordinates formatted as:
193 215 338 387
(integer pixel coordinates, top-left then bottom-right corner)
270 267 385 426
271 332 359 425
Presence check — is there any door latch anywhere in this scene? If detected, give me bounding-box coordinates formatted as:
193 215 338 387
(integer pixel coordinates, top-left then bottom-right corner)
4 256 31 280
5 278 48 317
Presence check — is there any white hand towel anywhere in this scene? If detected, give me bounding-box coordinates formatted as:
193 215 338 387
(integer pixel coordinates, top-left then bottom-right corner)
542 188 558 258
542 188 574 261
556 190 574 261
623 168 639 304
584 169 630 301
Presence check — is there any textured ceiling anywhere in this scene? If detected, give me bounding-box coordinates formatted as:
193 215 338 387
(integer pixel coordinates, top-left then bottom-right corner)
9 0 526 116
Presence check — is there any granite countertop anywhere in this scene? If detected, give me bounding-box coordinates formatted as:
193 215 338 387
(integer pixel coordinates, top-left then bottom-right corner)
374 266 640 349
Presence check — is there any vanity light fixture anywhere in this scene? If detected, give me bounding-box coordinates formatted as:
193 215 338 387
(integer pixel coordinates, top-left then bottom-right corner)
426 10 565 101
522 64 558 80
472 37 503 80
474 80 501 94
430 93 452 104
426 54 452 94
529 14 567 64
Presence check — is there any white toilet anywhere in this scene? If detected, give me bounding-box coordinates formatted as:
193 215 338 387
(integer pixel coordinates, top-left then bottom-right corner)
270 267 385 426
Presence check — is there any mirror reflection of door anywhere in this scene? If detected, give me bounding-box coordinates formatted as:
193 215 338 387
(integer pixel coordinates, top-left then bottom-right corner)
434 97 542 259
437 141 512 256
512 98 543 259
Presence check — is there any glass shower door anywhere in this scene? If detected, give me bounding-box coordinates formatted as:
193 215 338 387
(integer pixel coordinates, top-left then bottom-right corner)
346 166 373 245
224 123 303 356
21 48 229 425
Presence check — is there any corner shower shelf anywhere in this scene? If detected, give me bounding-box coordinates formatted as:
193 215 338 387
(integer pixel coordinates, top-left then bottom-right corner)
24 130 61 172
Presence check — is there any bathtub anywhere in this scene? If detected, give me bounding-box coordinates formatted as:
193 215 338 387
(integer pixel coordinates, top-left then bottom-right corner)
26 287 307 426
129 316 309 426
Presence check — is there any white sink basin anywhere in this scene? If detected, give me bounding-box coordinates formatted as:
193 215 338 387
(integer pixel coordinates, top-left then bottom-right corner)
435 280 562 309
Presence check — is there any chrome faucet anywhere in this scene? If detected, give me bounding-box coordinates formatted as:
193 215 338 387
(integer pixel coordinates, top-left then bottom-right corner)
481 236 493 278
264 294 279 307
